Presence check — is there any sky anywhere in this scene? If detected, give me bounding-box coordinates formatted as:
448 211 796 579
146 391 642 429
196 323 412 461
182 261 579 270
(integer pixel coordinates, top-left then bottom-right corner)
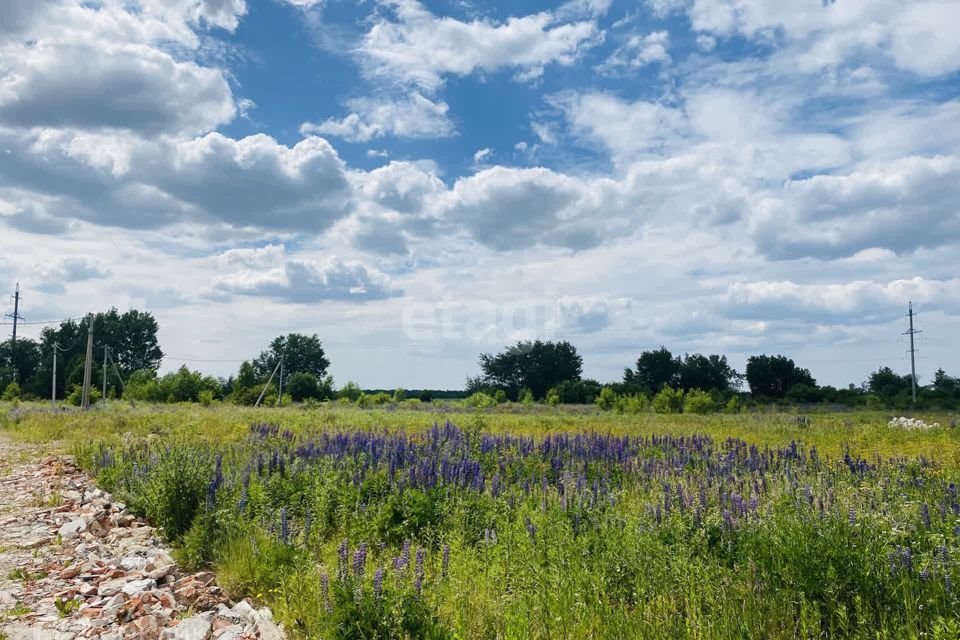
1 0 959 390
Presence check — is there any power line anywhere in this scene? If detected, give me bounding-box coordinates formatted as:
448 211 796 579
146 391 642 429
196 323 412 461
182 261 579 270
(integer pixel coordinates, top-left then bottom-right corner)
0 317 85 326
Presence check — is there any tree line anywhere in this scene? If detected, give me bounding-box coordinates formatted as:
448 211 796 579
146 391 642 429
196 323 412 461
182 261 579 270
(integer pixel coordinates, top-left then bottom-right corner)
1 308 957 410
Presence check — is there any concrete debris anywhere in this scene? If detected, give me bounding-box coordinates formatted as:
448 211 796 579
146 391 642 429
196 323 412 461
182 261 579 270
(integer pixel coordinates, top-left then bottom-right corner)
0 450 285 640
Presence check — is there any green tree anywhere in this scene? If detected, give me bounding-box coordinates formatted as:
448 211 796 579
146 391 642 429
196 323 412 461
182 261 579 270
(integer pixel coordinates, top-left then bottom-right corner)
652 385 685 414
287 372 321 401
745 355 816 399
0 338 42 391
683 389 716 414
624 347 680 395
478 340 583 400
33 309 162 399
253 334 330 380
867 366 912 398
678 353 741 394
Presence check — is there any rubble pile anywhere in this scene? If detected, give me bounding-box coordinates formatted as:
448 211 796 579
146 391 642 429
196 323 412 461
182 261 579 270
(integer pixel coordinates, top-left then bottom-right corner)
0 455 285 640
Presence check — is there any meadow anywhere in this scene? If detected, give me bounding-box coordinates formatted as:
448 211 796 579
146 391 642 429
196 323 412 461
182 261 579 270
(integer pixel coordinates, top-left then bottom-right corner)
3 402 960 639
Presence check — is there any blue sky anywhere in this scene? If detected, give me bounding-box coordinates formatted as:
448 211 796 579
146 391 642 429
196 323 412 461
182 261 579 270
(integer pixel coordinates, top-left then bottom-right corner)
1 0 959 388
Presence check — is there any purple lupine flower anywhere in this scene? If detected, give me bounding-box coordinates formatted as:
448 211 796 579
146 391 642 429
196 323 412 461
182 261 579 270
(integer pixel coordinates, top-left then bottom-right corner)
414 547 426 595
441 544 450 578
401 539 411 572
922 503 932 528
946 574 953 595
902 546 914 572
337 539 349 579
280 508 289 544
320 572 332 613
353 543 367 578
848 508 856 525
920 568 930 582
373 567 384 600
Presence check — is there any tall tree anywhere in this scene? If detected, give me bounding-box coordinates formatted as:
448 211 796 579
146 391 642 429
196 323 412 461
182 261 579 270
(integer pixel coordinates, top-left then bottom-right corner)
623 347 680 395
745 354 816 398
678 353 741 394
253 334 330 381
0 338 42 390
868 366 913 398
479 340 582 400
33 309 162 398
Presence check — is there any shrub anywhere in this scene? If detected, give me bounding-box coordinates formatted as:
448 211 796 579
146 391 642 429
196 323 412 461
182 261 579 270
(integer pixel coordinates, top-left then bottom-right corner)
545 387 561 406
614 393 649 414
286 372 321 401
198 389 215 407
393 388 407 402
519 388 534 405
66 385 101 406
493 389 508 404
1 381 21 401
595 386 617 411
465 392 497 409
684 389 716 414
358 392 392 408
652 385 684 414
130 444 213 541
338 381 362 402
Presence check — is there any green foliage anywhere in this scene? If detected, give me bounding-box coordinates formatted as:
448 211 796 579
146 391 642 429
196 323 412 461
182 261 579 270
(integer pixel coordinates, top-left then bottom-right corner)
358 392 392 408
329 582 451 640
2 381 21 401
199 389 215 407
54 597 80 618
595 386 617 410
392 388 407 402
492 389 508 404
746 354 816 399
254 333 330 381
554 378 602 404
338 381 362 402
518 388 534 405
65 384 101 406
652 385 684 414
545 387 561 406
286 372 321 401
614 392 648 414
477 340 583 399
126 443 213 541
464 391 497 409
683 388 716 414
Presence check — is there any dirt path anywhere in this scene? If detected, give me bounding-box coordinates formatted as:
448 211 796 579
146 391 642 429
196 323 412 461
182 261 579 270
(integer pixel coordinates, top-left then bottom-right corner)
0 434 284 640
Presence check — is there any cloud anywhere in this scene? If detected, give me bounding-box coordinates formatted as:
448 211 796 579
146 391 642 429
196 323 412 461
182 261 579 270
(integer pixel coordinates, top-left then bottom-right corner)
213 257 401 302
726 277 960 322
890 2 960 77
33 257 111 293
473 148 493 163
749 155 960 259
563 93 686 161
598 31 670 73
359 0 601 91
301 93 455 142
444 167 605 251
0 1 243 136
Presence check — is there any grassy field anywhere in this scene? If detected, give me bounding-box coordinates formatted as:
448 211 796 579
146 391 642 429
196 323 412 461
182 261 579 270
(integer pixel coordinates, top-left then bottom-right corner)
3 401 960 639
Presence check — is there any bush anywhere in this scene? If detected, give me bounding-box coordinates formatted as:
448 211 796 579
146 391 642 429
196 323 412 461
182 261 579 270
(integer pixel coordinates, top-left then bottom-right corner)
130 444 213 541
519 388 534 405
338 381 362 402
357 392 392 408
287 372 321 401
1 381 21 401
683 389 716 414
393 388 407 402
652 385 684 414
614 393 648 414
198 389 215 407
66 385 101 406
465 392 497 409
595 386 617 411
493 389 508 404
545 387 561 406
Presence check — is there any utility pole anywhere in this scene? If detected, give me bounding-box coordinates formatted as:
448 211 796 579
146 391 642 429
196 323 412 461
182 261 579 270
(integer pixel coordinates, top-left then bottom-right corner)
52 343 59 408
81 313 94 409
904 301 921 403
276 357 284 406
102 346 108 404
6 283 23 381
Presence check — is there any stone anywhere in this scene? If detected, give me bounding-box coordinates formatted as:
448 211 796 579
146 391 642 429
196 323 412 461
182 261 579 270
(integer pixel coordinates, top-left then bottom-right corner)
121 578 155 596
120 555 148 571
58 518 87 539
161 613 214 640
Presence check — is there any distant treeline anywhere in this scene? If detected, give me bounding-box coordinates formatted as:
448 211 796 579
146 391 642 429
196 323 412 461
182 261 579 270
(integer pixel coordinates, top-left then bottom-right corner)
1 308 957 411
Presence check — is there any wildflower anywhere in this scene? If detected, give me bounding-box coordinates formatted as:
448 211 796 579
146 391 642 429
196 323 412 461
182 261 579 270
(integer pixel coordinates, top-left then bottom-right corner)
353 543 367 578
337 539 349 580
946 574 953 595
848 508 856 525
373 567 384 600
320 572 332 613
414 547 426 595
280 508 289 544
920 568 930 582
921 503 931 528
